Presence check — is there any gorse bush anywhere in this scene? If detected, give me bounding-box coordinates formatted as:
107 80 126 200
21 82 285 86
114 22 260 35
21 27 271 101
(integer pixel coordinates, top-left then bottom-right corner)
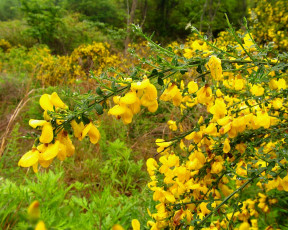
13 13 288 230
249 0 288 51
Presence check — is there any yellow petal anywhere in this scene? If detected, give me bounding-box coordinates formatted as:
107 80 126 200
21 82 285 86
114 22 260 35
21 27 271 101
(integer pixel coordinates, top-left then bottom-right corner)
131 219 140 230
88 124 100 144
37 144 47 153
164 191 176 203
18 150 39 167
50 92 67 109
57 142 67 161
120 92 138 104
71 120 85 138
32 162 38 173
29 119 47 129
144 84 157 101
39 94 54 111
80 122 92 140
38 158 53 168
148 100 158 112
239 222 250 230
112 224 124 230
43 110 51 121
35 221 46 230
122 108 133 124
39 122 53 143
28 200 40 220
42 141 60 160
65 135 75 157
108 105 127 116
188 81 198 94
131 79 150 90
129 97 141 114
58 131 75 157
223 138 231 153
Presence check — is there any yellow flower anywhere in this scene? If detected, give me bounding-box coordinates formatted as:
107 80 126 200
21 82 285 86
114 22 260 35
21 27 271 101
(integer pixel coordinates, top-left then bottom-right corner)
132 219 140 230
35 221 46 230
239 222 250 230
281 175 288 191
160 83 182 106
39 94 54 112
206 56 223 81
211 156 224 174
112 224 124 230
197 85 213 104
187 150 206 170
71 120 100 143
18 149 39 168
199 202 211 216
187 81 198 94
254 111 271 129
56 130 75 160
167 120 177 131
223 138 231 153
250 84 264 96
120 91 138 104
204 123 218 136
147 158 158 176
156 139 172 154
39 92 68 112
235 143 246 154
28 200 40 220
209 98 227 120
234 78 245 91
29 119 54 144
41 141 60 161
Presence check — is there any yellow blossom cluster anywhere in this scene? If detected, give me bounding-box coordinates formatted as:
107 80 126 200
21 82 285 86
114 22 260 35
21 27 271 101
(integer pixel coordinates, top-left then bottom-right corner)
36 42 121 85
144 48 288 229
249 0 288 51
0 38 12 52
18 92 100 172
108 77 158 124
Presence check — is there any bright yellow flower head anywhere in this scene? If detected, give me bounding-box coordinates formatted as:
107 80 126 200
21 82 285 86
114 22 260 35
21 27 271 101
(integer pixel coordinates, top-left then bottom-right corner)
35 221 46 230
206 56 223 81
132 219 140 230
250 84 264 96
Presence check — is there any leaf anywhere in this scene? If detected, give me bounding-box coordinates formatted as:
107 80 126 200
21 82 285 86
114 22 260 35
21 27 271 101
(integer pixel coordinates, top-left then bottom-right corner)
180 69 187 75
152 69 158 75
96 87 103 95
196 65 203 74
82 114 90 125
95 104 104 115
158 77 164 86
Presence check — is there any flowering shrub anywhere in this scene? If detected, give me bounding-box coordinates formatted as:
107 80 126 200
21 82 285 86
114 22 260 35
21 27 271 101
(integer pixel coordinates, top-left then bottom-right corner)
16 16 288 230
249 0 288 51
36 42 121 85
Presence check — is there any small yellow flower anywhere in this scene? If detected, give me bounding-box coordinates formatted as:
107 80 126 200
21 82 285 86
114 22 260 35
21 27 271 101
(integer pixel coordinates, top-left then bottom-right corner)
239 222 250 230
206 56 223 81
250 84 264 96
18 149 39 168
167 120 177 131
35 221 46 230
197 85 213 104
187 81 198 94
28 200 40 220
223 138 231 153
132 219 140 230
